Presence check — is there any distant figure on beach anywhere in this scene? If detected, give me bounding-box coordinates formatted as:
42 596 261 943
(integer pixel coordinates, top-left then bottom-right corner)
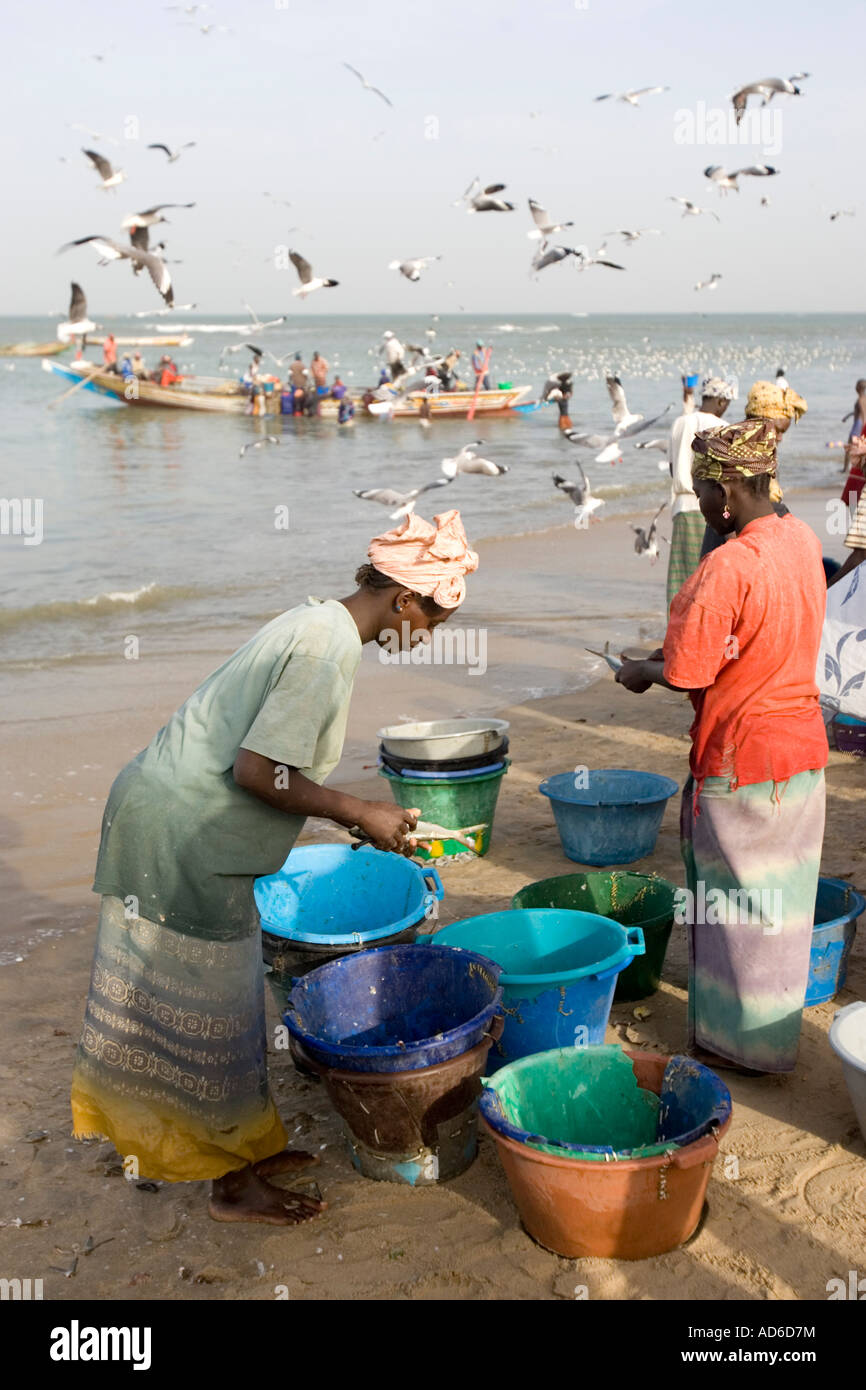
102 334 117 372
617 418 827 1076
841 378 866 507
311 351 329 394
70 511 478 1224
381 330 407 382
471 340 491 391
699 378 807 560
666 375 735 609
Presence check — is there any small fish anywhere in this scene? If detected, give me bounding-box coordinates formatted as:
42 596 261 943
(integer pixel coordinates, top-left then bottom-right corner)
23 1130 49 1143
584 642 623 673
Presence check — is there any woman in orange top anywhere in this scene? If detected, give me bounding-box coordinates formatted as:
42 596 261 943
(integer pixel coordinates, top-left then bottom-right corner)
617 419 827 1074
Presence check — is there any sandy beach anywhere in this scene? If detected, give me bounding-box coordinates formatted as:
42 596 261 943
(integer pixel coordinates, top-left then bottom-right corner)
1 493 864 1302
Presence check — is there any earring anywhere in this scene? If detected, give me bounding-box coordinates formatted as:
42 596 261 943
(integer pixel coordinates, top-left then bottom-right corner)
722 506 731 519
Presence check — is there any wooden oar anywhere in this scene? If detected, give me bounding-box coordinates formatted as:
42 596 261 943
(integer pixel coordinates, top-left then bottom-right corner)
467 347 491 423
46 363 100 408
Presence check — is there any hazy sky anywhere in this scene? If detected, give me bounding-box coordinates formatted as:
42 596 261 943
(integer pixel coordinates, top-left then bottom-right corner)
3 0 862 316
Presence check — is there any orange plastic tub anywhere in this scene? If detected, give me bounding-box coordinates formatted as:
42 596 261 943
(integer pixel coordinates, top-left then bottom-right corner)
481 1051 731 1260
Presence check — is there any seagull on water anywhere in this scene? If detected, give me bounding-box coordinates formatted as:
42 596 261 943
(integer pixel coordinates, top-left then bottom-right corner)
59 236 175 306
147 141 196 163
694 272 722 291
704 165 778 194
594 86 669 105
553 467 604 527
239 436 281 458
121 204 196 231
730 74 809 124
56 283 98 342
388 256 442 282
343 62 393 107
527 198 574 241
631 503 667 563
441 442 508 479
455 178 515 213
668 197 720 221
289 250 338 298
353 478 451 521
607 228 662 244
82 149 125 189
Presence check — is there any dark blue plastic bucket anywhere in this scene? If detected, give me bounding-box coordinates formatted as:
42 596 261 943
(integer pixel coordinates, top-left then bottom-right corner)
805 876 866 1006
425 909 644 1072
282 943 503 1073
539 769 679 866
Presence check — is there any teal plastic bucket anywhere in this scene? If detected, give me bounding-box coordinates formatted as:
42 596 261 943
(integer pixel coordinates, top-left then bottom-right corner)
424 909 644 1071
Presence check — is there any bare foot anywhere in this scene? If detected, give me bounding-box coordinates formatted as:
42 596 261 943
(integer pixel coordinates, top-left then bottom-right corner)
252 1149 320 1180
209 1164 326 1225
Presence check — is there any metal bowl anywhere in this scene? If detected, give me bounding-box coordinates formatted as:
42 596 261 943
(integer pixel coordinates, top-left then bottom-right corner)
377 717 510 761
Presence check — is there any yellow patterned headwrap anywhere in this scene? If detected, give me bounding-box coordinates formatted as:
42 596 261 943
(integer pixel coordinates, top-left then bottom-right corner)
745 380 808 422
691 418 783 500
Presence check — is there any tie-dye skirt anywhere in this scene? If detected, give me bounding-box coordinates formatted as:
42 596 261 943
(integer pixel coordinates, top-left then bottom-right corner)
71 895 286 1182
680 770 826 1072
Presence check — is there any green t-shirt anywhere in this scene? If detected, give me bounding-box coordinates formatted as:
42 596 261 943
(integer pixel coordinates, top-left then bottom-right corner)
93 598 362 940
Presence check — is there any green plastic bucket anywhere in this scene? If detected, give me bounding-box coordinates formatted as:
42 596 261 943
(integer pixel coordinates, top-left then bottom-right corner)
480 1045 670 1160
512 870 677 1001
379 763 508 859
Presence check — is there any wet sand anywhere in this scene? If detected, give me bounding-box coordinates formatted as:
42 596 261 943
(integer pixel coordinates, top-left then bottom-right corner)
1 493 864 1300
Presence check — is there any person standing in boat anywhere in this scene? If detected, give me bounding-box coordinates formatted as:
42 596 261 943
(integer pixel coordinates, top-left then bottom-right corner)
102 334 118 373
471 341 491 392
381 330 407 383
70 511 479 1224
311 351 329 396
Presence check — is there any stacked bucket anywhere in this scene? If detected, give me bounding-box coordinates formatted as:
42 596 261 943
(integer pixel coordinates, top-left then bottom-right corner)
377 718 510 859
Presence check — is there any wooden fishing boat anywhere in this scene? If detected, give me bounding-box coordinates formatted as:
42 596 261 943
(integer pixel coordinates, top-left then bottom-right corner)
0 340 70 358
42 360 533 420
88 335 194 347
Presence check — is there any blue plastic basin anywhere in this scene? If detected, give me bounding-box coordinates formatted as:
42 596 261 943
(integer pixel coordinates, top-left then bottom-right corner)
539 769 679 866
425 909 644 1072
806 876 866 1006
282 943 503 1073
254 843 443 946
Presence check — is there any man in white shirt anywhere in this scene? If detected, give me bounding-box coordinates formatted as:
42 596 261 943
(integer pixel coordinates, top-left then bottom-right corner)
666 375 736 609
381 330 407 382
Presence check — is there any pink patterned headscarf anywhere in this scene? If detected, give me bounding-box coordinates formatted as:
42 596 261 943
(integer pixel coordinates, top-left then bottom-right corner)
367 509 479 610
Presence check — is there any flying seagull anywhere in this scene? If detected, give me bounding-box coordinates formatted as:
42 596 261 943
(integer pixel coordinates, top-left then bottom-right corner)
573 246 626 271
131 304 196 316
441 442 508 478
594 86 669 106
527 198 574 241
704 165 778 194
542 370 574 401
455 178 515 213
343 62 393 106
606 375 643 433
243 303 287 331
59 236 174 305
69 123 119 146
830 208 856 221
388 256 442 282
553 466 604 527
668 197 720 221
631 502 667 562
147 141 196 163
731 74 810 124
82 149 125 189
219 341 266 364
565 405 673 464
607 228 662 244
57 283 98 341
531 244 582 273
694 272 722 291
289 250 338 298
121 203 196 230
239 435 281 458
353 479 451 521
634 437 669 454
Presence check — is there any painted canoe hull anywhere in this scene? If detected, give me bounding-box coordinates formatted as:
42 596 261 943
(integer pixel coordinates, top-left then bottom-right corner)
0 341 70 358
42 362 533 419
